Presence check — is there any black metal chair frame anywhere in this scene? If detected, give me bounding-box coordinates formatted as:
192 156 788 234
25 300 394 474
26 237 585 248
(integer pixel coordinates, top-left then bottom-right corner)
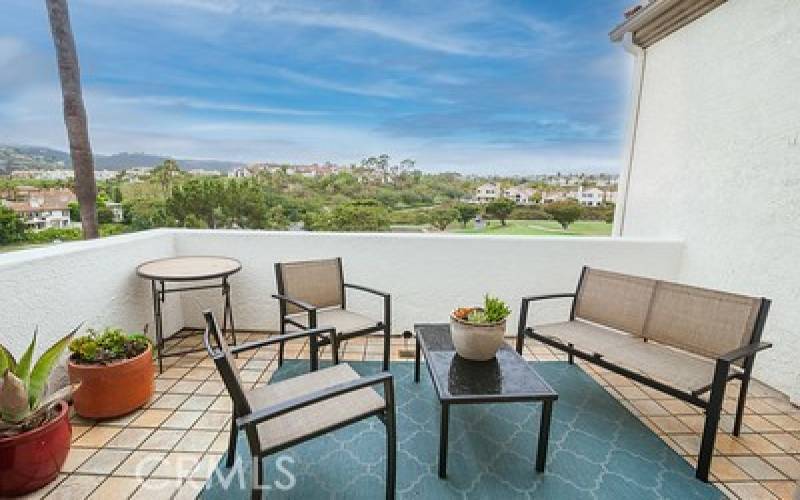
515 267 772 482
273 257 392 371
202 310 397 500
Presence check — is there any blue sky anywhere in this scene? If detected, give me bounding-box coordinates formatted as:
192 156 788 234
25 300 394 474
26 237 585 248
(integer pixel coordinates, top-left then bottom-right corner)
0 0 632 173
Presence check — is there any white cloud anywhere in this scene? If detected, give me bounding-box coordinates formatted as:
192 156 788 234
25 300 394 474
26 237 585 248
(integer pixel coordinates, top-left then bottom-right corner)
106 95 326 116
271 67 417 100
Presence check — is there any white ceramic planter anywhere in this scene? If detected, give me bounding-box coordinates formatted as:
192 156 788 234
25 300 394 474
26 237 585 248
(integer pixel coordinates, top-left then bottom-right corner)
450 315 506 361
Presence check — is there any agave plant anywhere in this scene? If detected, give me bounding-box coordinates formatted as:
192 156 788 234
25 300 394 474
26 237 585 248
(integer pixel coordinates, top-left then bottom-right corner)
0 325 81 436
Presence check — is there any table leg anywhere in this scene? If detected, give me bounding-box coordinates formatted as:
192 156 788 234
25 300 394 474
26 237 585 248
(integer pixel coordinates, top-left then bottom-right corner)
414 336 421 383
222 277 237 346
439 403 449 478
536 400 553 473
152 280 164 374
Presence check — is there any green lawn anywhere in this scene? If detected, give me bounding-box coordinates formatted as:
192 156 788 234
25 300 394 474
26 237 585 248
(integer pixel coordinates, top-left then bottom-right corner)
450 219 612 236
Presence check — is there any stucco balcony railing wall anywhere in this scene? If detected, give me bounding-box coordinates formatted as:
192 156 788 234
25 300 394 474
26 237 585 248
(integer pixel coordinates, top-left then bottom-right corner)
0 229 681 352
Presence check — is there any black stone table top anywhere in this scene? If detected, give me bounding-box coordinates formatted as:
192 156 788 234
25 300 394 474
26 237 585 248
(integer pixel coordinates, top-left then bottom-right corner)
415 323 558 403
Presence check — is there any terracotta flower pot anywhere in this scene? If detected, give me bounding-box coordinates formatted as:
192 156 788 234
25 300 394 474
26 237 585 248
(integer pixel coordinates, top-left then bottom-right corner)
450 314 506 361
68 345 155 419
0 401 71 497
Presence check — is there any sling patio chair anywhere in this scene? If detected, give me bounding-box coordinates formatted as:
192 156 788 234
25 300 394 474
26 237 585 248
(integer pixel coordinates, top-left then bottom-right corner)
202 310 397 500
273 257 392 370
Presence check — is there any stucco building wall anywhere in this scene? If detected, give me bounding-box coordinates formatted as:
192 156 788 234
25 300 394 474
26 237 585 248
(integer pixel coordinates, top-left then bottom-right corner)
619 0 800 402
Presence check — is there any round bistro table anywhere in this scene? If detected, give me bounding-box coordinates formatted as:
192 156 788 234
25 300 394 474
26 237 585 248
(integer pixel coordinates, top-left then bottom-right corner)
136 256 242 373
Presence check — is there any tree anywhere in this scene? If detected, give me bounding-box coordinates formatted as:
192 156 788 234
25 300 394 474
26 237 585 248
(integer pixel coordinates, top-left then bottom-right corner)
485 198 516 226
96 198 113 224
454 203 478 227
604 203 615 224
46 0 98 239
428 207 457 231
322 200 390 232
167 177 270 229
152 159 182 195
0 206 26 244
68 201 80 222
123 199 170 230
544 201 582 230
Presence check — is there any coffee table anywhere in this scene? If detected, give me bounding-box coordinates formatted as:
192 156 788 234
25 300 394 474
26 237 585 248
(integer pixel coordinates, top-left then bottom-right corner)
414 323 558 478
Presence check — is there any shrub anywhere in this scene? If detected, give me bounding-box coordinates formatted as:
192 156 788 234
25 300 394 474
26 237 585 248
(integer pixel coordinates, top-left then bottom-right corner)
0 206 26 244
484 198 516 226
454 203 479 227
1 325 80 433
510 207 552 220
24 227 82 243
427 207 457 231
68 328 151 365
544 201 582 230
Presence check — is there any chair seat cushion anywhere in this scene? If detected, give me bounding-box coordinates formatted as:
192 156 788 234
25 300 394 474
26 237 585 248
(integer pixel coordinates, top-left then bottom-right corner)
287 308 380 335
533 320 640 354
533 320 740 395
246 364 385 451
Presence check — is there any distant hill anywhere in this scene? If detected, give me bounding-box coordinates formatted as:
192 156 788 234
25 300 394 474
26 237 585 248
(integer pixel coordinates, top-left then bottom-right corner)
0 145 244 172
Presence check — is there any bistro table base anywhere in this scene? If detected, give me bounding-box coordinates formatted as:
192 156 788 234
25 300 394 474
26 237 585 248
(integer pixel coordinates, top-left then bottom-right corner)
137 256 242 373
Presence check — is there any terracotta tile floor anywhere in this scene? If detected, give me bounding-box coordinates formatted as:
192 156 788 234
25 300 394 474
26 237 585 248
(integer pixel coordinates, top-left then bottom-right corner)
26 332 800 499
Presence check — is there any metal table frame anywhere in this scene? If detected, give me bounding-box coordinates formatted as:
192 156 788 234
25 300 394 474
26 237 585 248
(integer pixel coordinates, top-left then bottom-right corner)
413 323 557 478
137 257 241 373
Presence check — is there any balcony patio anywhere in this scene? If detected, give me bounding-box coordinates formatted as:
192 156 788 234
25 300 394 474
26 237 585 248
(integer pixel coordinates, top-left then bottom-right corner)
1 229 798 499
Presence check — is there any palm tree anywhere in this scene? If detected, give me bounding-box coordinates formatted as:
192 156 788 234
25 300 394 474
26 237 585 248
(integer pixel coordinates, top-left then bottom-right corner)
45 0 98 239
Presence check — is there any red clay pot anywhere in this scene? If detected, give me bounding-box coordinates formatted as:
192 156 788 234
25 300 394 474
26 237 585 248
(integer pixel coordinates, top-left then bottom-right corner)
68 345 155 419
0 401 71 497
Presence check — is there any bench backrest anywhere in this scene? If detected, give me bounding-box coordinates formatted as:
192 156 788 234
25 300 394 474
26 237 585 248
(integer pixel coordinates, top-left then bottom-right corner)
574 268 656 336
644 281 763 360
576 267 766 361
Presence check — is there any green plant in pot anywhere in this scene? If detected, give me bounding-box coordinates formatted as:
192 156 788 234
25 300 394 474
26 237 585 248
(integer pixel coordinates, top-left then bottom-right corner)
0 326 80 497
67 327 156 419
450 295 512 361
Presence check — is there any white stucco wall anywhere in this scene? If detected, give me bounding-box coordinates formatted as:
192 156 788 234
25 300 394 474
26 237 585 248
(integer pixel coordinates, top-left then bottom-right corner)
618 0 800 402
0 230 684 365
0 230 183 361
174 230 684 335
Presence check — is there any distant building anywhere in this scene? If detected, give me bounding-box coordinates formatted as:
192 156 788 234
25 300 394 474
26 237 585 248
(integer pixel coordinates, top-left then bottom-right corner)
474 183 500 203
3 188 76 230
105 201 125 223
94 170 119 182
11 169 74 181
541 191 569 204
187 169 222 177
503 186 537 205
568 187 606 207
229 166 253 178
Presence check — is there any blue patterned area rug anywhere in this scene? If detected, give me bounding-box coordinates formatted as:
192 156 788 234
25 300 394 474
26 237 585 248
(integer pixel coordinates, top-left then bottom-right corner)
201 360 723 499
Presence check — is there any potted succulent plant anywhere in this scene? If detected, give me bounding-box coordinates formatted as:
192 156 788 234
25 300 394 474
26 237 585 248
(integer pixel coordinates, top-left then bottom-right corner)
0 327 79 497
450 295 512 361
68 327 154 419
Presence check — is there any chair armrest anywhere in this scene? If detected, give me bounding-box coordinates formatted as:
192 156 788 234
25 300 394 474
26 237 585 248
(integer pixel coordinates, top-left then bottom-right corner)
344 283 390 298
272 293 317 312
718 342 772 363
521 293 576 304
230 327 335 354
516 293 576 354
237 372 394 428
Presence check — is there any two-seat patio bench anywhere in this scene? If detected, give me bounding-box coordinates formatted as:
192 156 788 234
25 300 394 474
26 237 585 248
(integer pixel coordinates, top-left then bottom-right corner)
516 266 772 482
